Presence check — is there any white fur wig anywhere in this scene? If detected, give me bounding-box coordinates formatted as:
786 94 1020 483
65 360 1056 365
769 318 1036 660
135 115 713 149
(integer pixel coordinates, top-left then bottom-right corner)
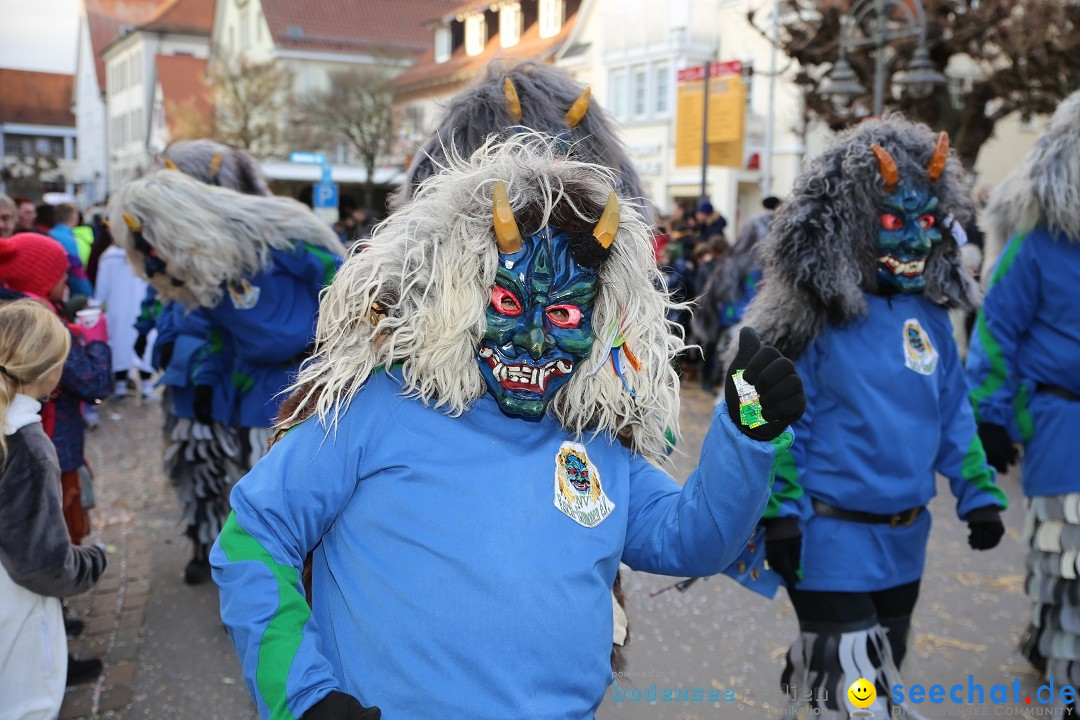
284 133 684 463
107 170 346 308
983 89 1080 279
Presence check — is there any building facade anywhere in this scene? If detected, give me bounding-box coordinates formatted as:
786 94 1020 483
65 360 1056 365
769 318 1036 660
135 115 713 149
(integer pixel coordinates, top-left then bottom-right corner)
0 69 78 201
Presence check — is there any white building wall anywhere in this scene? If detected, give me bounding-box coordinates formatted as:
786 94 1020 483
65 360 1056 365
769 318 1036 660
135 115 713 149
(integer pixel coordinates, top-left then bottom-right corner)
559 0 811 230
214 0 275 61
74 7 108 205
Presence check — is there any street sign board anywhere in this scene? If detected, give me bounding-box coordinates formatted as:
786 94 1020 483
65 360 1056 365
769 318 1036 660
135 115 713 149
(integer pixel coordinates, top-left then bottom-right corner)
290 151 327 165
313 180 339 225
676 60 743 84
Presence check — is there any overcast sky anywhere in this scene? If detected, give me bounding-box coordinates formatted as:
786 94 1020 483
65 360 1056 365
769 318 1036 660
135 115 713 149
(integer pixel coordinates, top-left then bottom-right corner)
0 0 80 74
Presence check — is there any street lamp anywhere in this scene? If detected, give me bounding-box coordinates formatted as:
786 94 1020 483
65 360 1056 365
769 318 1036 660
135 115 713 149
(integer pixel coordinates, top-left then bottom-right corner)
822 0 946 116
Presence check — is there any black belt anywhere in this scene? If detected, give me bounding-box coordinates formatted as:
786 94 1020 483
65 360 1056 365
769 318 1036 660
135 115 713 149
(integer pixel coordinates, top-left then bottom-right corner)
1037 383 1080 402
812 499 924 528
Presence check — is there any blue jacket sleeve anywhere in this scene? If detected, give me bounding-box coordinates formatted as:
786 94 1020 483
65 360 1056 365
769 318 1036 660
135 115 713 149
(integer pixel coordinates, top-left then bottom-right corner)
211 416 360 720
763 347 813 522
621 401 788 577
133 287 161 337
191 318 228 388
967 233 1039 440
937 318 1008 518
60 335 112 402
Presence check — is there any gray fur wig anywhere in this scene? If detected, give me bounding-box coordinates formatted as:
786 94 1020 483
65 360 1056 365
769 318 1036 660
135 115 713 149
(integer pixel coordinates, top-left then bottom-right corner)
284 132 682 464
983 88 1080 278
153 139 272 196
393 61 647 218
739 116 978 361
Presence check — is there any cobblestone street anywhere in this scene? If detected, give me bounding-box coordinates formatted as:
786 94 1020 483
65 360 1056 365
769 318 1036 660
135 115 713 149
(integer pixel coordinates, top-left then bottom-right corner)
61 385 1044 720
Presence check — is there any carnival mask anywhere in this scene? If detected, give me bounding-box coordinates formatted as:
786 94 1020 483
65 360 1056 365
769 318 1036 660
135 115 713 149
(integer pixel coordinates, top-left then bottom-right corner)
871 134 949 294
478 181 618 419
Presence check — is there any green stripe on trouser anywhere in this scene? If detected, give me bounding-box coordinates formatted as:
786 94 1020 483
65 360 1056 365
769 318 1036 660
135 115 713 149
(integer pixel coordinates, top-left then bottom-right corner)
219 512 310 720
764 432 801 520
970 233 1026 422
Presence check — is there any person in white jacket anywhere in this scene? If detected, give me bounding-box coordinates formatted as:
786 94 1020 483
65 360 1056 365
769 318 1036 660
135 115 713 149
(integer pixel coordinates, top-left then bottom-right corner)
0 299 107 719
93 234 151 399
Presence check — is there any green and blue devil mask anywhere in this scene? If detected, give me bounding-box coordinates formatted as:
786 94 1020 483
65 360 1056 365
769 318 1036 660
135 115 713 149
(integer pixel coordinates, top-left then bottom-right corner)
478 181 619 419
871 133 950 293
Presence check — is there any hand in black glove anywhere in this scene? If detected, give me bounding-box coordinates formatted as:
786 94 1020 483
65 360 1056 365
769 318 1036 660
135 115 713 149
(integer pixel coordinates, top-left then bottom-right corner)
725 327 806 442
763 516 802 587
966 505 1005 551
303 691 381 720
158 341 175 370
193 385 214 426
133 333 148 358
978 423 1018 474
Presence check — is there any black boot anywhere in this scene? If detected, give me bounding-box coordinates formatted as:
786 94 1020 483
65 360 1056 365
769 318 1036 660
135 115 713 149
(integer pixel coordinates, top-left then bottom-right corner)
67 655 103 686
64 617 85 637
184 542 212 585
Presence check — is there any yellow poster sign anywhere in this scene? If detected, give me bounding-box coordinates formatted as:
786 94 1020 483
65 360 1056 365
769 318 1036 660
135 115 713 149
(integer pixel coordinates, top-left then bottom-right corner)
675 76 747 168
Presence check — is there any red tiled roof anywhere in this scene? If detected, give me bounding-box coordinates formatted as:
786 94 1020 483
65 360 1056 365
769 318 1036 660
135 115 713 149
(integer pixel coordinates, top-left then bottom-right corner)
85 0 162 93
393 8 577 94
155 54 212 133
0 69 75 126
260 0 457 56
140 0 215 35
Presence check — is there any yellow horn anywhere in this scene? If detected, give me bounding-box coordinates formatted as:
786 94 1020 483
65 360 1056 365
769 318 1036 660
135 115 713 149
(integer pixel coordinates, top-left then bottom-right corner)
870 143 900 194
492 180 523 254
565 86 591 128
504 78 522 123
592 191 619 249
163 157 179 171
927 132 950 182
209 151 223 179
122 213 143 233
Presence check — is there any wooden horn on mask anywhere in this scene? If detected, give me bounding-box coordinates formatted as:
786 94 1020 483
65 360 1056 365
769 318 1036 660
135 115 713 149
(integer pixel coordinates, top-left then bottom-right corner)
565 87 591 128
870 144 900 194
492 180 523 254
927 132 949 182
504 78 522 123
592 191 619 249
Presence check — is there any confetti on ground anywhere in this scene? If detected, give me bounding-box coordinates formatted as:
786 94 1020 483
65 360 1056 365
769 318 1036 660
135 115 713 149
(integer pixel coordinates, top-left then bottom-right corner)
954 572 1024 593
914 633 987 654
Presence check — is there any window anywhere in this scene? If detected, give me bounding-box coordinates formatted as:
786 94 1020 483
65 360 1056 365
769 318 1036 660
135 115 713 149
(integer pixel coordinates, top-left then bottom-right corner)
434 26 451 63
654 62 669 115
256 11 263 42
240 10 251 49
120 58 128 90
132 50 142 86
539 0 563 38
465 14 486 56
500 3 522 48
609 69 628 120
632 64 647 118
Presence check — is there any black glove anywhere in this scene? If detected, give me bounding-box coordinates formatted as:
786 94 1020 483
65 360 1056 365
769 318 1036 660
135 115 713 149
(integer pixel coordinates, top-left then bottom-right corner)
134 333 148 358
763 516 802 587
978 423 1018 474
725 327 806 441
303 691 381 720
193 385 214 426
158 341 175 370
966 505 1005 550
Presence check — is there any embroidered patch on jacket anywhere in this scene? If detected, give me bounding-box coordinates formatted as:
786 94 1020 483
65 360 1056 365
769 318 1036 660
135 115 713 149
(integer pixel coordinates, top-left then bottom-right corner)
228 279 261 310
553 441 614 528
902 318 938 375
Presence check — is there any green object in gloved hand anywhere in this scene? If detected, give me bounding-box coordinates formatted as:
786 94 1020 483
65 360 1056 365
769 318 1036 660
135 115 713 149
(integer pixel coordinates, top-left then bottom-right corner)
724 327 806 442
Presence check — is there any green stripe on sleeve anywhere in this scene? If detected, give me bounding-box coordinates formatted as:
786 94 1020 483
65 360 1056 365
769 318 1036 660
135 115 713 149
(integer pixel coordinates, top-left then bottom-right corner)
218 513 311 720
962 435 1008 509
764 432 802 520
303 245 339 286
969 233 1028 422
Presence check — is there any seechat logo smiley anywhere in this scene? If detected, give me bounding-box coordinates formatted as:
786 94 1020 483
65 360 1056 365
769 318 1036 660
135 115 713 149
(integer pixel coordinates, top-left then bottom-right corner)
848 678 877 709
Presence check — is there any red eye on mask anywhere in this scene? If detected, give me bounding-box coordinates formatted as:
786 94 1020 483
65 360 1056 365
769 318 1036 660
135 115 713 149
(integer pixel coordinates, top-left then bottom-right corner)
490 286 522 316
546 304 583 329
881 214 903 231
917 215 935 230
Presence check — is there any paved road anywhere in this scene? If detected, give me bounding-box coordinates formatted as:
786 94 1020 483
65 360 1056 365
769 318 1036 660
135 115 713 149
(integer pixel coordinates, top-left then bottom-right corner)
70 386 1046 719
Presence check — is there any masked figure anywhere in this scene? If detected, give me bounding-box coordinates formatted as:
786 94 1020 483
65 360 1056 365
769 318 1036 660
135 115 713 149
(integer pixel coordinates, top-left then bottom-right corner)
966 90 1080 696
107 169 346 582
211 134 805 720
736 117 1008 718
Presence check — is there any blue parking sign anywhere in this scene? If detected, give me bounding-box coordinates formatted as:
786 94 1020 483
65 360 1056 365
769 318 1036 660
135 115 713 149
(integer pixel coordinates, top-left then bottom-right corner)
313 180 339 224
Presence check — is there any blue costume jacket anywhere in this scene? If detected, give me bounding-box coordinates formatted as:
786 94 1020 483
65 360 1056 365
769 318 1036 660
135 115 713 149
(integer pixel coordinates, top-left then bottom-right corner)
193 243 340 428
773 294 1006 592
967 227 1080 498
211 371 788 720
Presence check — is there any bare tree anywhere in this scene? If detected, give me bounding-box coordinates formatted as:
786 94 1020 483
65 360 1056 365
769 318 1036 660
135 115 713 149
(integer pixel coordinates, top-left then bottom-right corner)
750 0 1080 167
166 97 215 141
297 66 398 210
207 52 294 158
